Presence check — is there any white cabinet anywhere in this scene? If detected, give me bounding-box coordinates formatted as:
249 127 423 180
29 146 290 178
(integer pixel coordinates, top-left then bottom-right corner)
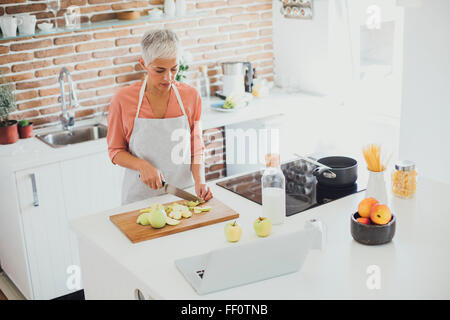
15 163 73 300
60 153 124 276
1 151 125 300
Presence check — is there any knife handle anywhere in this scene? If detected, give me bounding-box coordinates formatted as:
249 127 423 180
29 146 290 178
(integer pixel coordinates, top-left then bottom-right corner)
138 174 166 188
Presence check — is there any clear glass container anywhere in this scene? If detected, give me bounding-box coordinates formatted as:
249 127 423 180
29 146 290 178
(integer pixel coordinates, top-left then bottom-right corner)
391 160 418 199
261 154 286 225
195 65 210 116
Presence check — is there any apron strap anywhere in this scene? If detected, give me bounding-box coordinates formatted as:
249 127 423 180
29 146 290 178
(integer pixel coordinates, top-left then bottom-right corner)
136 76 190 129
171 82 191 129
135 75 148 119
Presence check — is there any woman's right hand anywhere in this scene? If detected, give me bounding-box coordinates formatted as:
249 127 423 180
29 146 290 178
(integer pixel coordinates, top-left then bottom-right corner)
138 160 164 190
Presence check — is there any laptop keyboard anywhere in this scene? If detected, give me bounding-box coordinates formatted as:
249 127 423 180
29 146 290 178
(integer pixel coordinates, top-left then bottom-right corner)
196 269 205 279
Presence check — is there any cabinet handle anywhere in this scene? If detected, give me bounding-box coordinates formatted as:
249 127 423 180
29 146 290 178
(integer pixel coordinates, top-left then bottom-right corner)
30 173 39 207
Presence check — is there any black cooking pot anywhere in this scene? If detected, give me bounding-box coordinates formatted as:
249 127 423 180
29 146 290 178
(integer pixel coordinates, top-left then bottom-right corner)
312 156 358 187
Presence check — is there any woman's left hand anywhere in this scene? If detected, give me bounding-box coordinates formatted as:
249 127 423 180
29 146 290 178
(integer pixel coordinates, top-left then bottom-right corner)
195 182 213 201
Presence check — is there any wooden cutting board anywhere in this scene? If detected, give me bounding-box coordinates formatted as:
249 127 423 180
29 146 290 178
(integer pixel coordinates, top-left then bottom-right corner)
110 197 239 243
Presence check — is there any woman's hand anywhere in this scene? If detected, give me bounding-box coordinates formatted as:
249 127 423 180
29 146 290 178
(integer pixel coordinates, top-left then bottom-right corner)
138 160 164 190
195 182 213 201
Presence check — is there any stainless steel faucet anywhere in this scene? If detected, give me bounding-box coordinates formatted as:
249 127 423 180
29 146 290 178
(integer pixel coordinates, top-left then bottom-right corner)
58 67 77 131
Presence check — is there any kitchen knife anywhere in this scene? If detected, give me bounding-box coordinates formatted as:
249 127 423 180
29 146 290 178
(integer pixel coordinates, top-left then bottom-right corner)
161 181 205 203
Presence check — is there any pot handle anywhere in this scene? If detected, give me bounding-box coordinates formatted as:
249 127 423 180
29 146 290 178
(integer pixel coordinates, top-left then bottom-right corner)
312 166 337 179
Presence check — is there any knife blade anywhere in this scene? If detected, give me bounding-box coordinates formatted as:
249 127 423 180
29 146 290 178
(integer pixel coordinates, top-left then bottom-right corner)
162 181 205 203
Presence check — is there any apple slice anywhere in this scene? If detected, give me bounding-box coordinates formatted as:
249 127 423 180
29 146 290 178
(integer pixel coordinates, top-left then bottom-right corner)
182 210 192 218
196 206 211 212
169 210 182 220
193 208 203 214
165 216 180 226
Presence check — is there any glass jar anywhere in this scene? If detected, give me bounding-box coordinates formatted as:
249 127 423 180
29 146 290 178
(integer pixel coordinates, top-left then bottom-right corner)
261 153 286 225
391 160 417 199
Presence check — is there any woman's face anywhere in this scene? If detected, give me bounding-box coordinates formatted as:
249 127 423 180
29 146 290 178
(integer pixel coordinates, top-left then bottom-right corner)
140 57 179 92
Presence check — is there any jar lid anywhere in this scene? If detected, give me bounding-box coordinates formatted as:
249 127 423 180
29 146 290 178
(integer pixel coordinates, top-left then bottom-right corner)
395 160 415 171
265 153 280 167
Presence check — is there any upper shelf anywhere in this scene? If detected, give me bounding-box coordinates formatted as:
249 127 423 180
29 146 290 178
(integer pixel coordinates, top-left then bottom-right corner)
0 12 200 42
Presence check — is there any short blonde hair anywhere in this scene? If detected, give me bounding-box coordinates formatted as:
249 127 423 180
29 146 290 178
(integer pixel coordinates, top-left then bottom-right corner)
140 29 181 66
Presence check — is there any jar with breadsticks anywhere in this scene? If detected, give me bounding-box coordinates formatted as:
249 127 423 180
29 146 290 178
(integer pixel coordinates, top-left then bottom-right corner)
391 160 417 199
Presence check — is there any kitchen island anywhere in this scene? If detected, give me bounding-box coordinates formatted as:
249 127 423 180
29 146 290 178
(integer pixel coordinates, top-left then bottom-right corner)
70 160 450 299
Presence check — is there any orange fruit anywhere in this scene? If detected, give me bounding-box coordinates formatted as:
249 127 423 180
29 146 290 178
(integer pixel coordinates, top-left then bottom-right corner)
370 204 392 225
358 197 379 218
356 217 371 225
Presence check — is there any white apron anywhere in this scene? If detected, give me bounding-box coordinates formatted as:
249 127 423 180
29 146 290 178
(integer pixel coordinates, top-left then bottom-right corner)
121 75 194 205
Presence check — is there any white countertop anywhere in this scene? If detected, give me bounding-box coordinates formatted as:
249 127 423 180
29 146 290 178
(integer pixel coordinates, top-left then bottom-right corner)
70 163 450 299
0 89 329 172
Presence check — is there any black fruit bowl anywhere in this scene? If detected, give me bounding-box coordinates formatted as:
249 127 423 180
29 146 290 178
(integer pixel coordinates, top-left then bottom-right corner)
350 212 396 245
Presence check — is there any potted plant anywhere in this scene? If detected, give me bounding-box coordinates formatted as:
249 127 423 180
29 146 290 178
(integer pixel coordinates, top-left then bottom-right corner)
18 119 34 139
0 72 18 145
176 51 192 83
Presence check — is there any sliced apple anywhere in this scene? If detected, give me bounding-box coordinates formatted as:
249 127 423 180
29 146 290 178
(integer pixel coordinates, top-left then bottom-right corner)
187 200 200 208
196 206 211 212
182 210 192 218
169 210 182 220
136 213 150 226
193 208 203 214
165 216 180 226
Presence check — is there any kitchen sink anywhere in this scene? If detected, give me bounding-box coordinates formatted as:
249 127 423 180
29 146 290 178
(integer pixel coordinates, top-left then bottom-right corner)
36 123 108 148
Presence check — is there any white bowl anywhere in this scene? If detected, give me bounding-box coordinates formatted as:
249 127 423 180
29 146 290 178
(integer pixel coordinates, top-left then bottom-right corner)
148 9 163 18
37 22 53 32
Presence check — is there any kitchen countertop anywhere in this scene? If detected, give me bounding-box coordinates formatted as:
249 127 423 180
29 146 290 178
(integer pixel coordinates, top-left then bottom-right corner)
70 157 450 299
0 88 330 172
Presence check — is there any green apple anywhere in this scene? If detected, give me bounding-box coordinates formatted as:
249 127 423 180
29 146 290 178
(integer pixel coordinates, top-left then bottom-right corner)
148 207 166 228
187 200 200 208
136 213 150 226
224 221 242 242
165 216 180 226
196 206 211 212
169 210 182 220
254 217 271 237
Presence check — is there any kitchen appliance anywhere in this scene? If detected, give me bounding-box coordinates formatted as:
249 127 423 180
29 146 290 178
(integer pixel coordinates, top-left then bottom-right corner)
220 62 253 97
175 230 314 295
109 197 239 243
217 158 365 216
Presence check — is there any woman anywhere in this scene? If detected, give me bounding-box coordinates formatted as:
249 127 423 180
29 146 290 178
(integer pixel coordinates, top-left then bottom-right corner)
107 29 213 205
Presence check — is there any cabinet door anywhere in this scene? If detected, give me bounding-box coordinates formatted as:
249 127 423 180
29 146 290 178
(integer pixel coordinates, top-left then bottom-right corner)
15 163 75 300
60 152 124 270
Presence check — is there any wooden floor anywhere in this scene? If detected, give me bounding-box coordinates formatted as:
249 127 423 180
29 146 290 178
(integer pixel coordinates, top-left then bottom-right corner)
0 272 25 300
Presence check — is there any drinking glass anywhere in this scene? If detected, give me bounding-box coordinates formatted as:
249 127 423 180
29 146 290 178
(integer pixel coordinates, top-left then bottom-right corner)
47 0 61 29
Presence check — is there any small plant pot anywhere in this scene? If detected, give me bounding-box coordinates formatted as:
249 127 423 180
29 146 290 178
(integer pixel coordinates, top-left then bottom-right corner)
350 212 396 245
18 122 34 139
0 120 19 145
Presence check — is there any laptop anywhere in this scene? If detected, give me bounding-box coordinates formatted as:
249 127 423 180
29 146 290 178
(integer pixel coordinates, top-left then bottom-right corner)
174 229 315 295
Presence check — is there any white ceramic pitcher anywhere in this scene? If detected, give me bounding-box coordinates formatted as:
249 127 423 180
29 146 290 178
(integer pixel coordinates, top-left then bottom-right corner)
0 16 22 38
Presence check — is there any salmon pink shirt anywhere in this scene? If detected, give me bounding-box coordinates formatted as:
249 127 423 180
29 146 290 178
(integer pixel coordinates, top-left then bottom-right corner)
107 80 205 164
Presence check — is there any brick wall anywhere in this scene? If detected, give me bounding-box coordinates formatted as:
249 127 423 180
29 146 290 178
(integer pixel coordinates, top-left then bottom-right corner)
0 0 274 180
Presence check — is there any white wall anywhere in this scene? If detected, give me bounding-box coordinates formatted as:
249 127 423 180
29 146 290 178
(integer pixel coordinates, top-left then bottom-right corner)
399 0 450 185
273 0 330 95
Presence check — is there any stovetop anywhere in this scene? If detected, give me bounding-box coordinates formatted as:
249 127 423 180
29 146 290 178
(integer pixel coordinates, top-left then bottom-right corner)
216 158 365 216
